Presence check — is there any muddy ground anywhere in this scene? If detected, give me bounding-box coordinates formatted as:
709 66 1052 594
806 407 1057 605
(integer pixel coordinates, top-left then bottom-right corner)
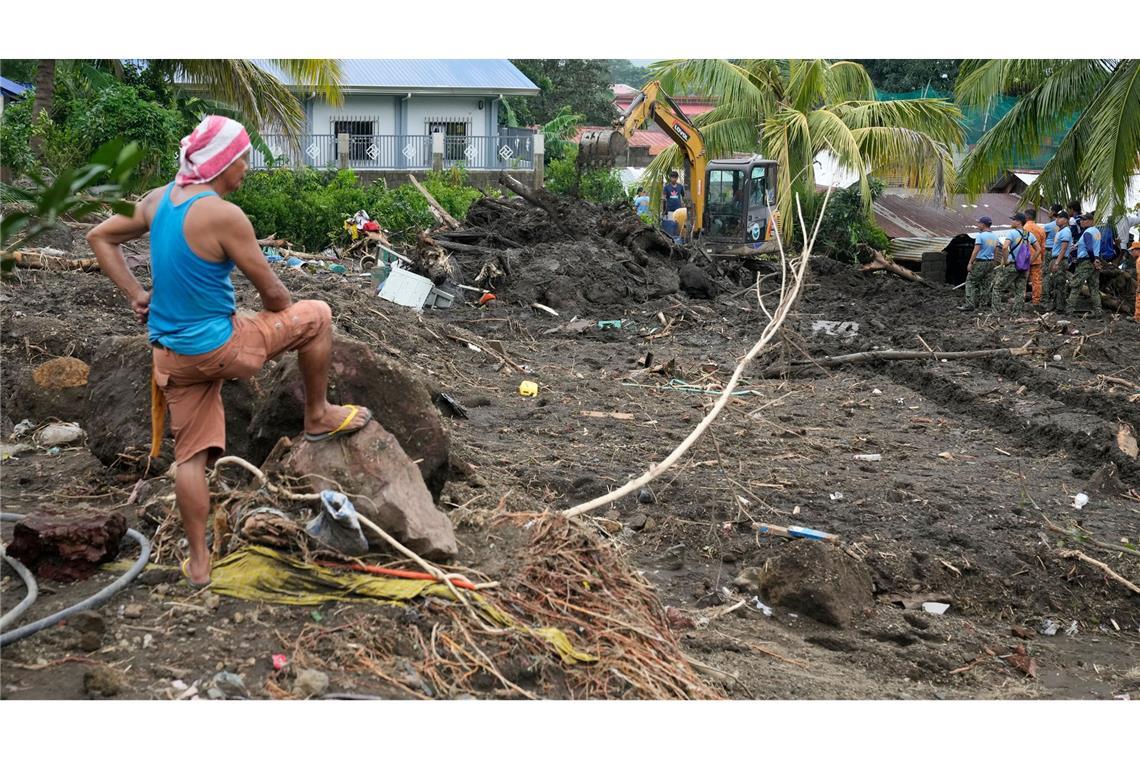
2 221 1138 700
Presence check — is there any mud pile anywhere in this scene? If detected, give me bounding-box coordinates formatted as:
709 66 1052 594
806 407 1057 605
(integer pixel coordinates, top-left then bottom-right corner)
434 192 694 312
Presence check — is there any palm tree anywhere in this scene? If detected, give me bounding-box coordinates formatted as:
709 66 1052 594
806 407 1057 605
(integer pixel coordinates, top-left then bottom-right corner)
955 59 1140 216
27 59 342 151
643 59 965 240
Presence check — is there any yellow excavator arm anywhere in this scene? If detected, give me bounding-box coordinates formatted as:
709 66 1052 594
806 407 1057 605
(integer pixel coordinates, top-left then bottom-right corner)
578 81 708 236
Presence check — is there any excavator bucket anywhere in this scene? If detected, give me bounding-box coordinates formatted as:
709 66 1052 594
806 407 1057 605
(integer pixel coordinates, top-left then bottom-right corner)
577 130 629 170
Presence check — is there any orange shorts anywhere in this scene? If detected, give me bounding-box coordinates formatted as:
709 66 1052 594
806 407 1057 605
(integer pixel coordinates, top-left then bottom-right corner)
152 299 332 464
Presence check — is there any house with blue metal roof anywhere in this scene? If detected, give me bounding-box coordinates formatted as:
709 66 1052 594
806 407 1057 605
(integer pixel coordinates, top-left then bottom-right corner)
208 60 541 175
1 76 31 118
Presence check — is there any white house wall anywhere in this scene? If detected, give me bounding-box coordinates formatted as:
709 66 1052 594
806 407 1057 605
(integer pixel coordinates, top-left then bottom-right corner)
310 95 398 134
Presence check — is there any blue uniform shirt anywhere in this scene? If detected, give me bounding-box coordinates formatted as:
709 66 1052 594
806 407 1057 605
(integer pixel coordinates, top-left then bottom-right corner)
1043 220 1058 249
975 230 998 261
634 194 650 215
1051 225 1073 259
1076 226 1102 260
1004 228 1038 264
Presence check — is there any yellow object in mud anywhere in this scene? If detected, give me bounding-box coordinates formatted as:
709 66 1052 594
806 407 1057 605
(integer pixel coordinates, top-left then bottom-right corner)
109 545 595 665
518 380 539 397
672 206 688 231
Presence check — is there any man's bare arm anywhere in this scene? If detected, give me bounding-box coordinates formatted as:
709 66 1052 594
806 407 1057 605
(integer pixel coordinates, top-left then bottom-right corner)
218 205 291 312
87 191 157 323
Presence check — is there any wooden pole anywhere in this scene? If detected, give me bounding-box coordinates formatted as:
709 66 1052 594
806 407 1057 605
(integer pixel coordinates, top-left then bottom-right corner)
408 174 460 229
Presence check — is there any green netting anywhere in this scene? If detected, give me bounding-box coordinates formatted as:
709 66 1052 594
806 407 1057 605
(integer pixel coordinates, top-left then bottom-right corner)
875 88 1074 170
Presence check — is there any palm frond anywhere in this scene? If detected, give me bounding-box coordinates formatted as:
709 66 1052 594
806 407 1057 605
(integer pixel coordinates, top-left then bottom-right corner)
852 126 957 201
1076 59 1140 217
787 60 827 112
823 61 875 104
171 59 343 142
955 60 1113 194
649 58 779 118
807 108 871 208
761 107 813 240
954 59 1101 108
269 59 344 107
835 98 965 148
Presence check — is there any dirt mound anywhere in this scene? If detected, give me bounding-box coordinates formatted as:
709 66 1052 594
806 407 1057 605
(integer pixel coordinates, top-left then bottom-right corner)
430 189 691 312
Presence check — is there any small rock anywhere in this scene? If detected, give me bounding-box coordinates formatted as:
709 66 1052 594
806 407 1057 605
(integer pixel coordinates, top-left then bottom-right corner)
153 583 172 596
604 509 621 522
83 665 125 698
34 422 86 447
628 513 653 532
204 593 221 611
637 488 656 505
1011 625 1036 640
903 612 931 630
70 611 106 637
232 612 245 625
211 671 247 699
142 634 154 649
206 687 226 700
293 669 330 698
124 603 144 619
656 544 685 571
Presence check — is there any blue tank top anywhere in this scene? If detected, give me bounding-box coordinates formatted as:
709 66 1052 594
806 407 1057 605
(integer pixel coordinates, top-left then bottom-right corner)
147 184 236 354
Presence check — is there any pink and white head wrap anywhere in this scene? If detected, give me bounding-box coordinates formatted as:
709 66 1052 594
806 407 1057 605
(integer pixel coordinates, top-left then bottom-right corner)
175 115 251 186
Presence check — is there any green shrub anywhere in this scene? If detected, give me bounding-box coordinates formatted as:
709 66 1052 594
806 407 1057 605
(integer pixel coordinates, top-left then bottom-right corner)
229 168 486 252
799 179 891 263
546 147 625 204
0 98 35 175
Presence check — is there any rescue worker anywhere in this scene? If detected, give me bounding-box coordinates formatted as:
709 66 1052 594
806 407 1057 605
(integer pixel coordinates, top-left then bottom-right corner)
1046 210 1073 313
1067 213 1103 314
959 216 999 312
1022 207 1047 306
991 213 1037 316
1040 205 1064 307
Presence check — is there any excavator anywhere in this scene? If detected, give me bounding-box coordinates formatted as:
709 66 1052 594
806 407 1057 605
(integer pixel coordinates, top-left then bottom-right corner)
578 80 780 254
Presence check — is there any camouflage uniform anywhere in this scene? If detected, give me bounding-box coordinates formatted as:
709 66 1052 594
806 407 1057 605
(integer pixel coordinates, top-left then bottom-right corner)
991 263 1028 315
964 260 995 309
1067 260 1101 313
1042 263 1068 313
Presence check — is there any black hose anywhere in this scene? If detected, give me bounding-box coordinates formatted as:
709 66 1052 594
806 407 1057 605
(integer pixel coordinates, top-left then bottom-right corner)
0 512 152 647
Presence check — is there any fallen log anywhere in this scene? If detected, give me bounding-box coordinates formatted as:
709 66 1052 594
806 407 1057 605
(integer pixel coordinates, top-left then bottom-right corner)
760 345 1036 378
408 174 460 229
2 250 100 272
860 249 933 288
498 172 576 236
428 237 504 257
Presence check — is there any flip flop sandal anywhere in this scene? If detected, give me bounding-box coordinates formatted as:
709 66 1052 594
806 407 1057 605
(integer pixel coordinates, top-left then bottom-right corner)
181 558 212 590
304 405 372 443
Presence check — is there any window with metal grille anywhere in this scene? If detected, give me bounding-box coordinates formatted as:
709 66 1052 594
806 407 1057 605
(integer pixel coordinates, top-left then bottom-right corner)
427 119 469 161
333 119 374 161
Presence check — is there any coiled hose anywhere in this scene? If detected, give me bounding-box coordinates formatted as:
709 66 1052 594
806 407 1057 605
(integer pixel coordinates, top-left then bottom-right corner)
0 512 152 647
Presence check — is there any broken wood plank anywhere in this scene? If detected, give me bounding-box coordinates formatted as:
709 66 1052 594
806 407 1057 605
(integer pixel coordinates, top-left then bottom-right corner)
860 249 933 288
408 174 460 229
3 250 101 272
579 411 635 421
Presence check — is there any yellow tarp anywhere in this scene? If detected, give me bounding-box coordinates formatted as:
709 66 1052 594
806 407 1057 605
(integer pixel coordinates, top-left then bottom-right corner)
110 545 594 664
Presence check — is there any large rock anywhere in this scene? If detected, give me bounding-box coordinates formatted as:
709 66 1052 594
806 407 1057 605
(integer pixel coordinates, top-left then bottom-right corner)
736 541 873 628
273 420 457 560
7 508 127 582
249 337 450 498
85 335 260 469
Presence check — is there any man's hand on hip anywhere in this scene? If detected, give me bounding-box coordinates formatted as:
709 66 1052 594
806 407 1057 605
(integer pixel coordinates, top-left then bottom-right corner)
131 290 151 324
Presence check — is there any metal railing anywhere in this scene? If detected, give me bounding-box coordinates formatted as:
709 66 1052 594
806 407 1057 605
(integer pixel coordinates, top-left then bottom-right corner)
247 133 534 171
443 134 534 169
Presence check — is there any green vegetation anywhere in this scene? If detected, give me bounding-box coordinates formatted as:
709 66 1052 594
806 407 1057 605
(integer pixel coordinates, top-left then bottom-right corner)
800 179 891 264
955 60 1140 216
229 168 484 251
644 59 964 241
506 60 615 126
545 147 625 204
608 60 651 89
856 60 960 93
2 139 142 254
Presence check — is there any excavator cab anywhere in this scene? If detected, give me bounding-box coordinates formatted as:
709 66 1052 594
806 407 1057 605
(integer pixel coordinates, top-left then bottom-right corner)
700 157 779 253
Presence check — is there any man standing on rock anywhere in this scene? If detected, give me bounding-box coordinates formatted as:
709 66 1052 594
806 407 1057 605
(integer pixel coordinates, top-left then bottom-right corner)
87 115 372 587
960 216 998 312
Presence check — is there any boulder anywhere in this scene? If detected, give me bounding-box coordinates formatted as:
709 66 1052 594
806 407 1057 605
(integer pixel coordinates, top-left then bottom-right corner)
85 335 260 469
7 508 128 582
249 337 450 497
272 420 457 560
736 541 873 628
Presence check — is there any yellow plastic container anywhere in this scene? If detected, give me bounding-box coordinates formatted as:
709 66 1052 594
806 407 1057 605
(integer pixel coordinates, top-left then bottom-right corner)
518 381 539 398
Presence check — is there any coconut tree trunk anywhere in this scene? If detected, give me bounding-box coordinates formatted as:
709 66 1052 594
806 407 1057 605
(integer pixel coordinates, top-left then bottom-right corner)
29 59 56 159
